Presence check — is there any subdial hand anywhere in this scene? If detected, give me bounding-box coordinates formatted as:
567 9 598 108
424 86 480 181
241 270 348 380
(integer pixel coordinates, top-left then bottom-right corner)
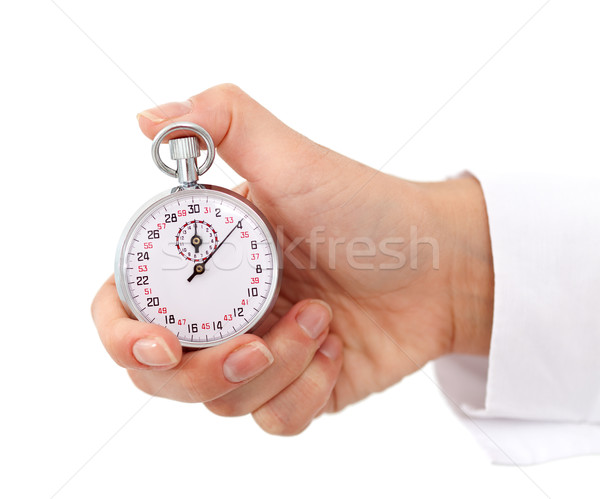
191 222 202 254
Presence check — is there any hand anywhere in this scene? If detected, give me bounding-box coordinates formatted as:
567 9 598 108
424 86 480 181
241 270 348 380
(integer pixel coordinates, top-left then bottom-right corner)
92 84 494 435
191 222 201 254
186 262 205 282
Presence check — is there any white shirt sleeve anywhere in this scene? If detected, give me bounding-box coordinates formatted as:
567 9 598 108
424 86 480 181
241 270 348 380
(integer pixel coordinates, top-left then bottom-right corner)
435 171 600 465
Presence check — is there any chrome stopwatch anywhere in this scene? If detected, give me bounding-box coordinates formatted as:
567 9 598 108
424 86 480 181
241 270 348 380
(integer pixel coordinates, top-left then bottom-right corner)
115 122 281 348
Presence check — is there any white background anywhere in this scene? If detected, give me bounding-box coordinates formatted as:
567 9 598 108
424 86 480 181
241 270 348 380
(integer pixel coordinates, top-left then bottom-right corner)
1 1 599 498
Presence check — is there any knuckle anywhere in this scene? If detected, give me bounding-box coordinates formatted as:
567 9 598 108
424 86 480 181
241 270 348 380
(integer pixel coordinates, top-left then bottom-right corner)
204 398 249 418
101 319 122 364
211 83 247 104
271 338 312 380
127 370 153 396
106 319 132 368
300 375 330 406
177 369 211 403
214 82 244 97
90 293 98 318
253 406 309 436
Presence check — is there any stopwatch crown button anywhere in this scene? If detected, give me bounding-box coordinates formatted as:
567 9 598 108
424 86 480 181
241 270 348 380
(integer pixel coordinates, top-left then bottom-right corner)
170 137 201 160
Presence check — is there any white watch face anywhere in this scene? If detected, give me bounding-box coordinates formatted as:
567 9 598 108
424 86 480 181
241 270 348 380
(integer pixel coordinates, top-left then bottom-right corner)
117 188 280 348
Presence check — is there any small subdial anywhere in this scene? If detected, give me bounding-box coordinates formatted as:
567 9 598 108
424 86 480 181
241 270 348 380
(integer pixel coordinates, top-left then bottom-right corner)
176 220 218 262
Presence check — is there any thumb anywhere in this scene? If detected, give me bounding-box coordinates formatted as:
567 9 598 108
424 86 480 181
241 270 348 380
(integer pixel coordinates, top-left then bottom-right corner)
137 84 335 187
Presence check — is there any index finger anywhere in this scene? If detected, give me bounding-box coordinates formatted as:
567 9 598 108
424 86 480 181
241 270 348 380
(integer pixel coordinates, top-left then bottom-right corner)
91 275 183 370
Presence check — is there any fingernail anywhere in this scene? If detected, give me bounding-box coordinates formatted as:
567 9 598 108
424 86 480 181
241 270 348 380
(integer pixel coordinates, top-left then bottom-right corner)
132 337 178 367
137 100 193 123
318 335 342 360
296 301 332 339
223 342 274 383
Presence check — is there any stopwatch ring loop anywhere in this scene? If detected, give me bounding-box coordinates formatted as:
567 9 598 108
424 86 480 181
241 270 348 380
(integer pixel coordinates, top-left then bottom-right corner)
151 122 216 178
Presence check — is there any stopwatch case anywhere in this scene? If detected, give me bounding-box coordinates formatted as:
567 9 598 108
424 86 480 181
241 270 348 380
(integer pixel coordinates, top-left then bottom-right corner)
115 185 282 348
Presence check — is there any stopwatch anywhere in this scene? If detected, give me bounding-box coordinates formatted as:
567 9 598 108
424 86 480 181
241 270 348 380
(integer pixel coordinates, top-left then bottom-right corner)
115 122 281 348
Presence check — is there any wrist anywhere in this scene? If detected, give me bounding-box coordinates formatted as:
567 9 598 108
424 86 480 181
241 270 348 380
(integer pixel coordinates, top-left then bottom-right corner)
426 174 494 355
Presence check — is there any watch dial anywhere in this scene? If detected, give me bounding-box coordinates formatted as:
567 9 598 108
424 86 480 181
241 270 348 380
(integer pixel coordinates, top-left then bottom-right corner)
118 189 279 347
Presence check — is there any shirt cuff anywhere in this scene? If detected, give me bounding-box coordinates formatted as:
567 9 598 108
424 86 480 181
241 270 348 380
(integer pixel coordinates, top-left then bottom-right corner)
435 354 600 465
435 170 600 464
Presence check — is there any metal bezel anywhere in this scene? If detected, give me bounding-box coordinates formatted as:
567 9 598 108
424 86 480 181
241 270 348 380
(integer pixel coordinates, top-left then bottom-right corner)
115 186 282 348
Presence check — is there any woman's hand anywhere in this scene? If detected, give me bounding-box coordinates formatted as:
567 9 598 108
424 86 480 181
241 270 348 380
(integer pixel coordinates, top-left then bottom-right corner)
92 84 494 435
